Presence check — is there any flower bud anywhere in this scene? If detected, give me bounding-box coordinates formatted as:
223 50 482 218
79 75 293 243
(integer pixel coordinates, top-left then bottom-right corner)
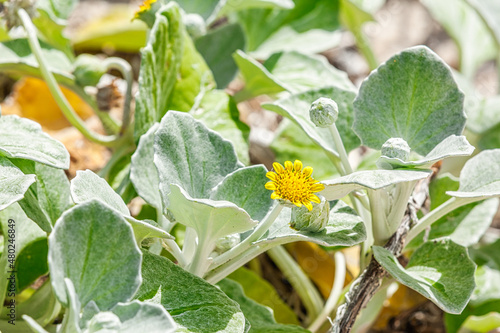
72 54 106 87
309 97 339 128
290 196 330 232
381 138 411 161
184 13 206 39
215 233 240 252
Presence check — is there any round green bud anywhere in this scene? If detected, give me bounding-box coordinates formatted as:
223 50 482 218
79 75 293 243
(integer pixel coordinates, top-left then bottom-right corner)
381 138 411 161
309 97 339 128
290 196 330 232
184 13 206 39
73 54 106 87
215 233 240 252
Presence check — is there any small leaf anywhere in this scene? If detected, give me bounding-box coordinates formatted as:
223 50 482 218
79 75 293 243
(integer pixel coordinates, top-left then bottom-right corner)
48 200 142 310
154 111 241 207
0 156 35 211
353 46 466 156
210 165 273 221
321 169 430 201
168 185 257 243
447 149 500 198
218 279 309 332
373 239 476 314
377 135 474 170
131 123 162 210
255 200 366 247
136 250 246 333
407 198 499 250
263 86 360 156
0 115 70 169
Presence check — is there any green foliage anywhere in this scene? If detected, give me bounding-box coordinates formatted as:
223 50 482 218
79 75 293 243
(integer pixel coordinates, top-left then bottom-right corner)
0 156 35 211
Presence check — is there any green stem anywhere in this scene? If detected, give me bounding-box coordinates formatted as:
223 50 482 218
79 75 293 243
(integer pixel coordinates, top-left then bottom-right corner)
405 196 477 245
187 235 213 277
308 251 346 332
102 57 134 135
209 203 283 270
328 124 353 175
18 9 127 148
268 246 324 324
162 239 186 267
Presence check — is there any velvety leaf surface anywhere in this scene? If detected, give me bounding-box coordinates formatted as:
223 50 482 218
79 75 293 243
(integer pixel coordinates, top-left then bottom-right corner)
263 86 360 156
168 185 257 242
131 123 162 210
0 157 35 211
134 3 183 140
373 239 476 314
0 115 70 169
377 135 474 170
353 46 466 156
48 200 142 310
136 251 246 333
407 198 499 250
210 165 273 221
321 170 430 201
447 149 500 198
218 279 309 332
255 200 366 247
154 111 241 207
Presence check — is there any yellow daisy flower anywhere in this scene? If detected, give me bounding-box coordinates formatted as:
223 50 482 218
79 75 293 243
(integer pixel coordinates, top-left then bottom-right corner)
135 0 157 18
265 160 325 211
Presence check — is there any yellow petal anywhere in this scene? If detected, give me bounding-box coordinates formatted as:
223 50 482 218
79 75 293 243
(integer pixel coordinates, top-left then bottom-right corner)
284 161 293 171
271 192 280 199
294 201 303 207
309 195 321 203
304 201 313 211
266 171 277 181
273 162 284 174
294 160 303 172
311 183 325 192
302 166 313 178
265 182 277 190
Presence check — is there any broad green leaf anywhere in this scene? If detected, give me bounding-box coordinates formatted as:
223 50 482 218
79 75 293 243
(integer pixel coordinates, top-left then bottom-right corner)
190 90 250 165
421 0 496 79
134 3 183 140
48 200 142 310
0 156 35 211
0 115 70 169
210 165 273 221
217 0 294 17
71 170 172 243
86 301 177 333
447 149 500 198
263 51 355 92
255 200 366 247
234 0 340 52
406 198 499 250
154 111 241 207
0 204 45 317
467 0 500 45
227 267 300 325
131 123 162 210
478 122 500 150
171 0 219 19
15 238 49 292
373 239 476 314
251 27 341 60
195 23 245 88
377 135 474 170
15 160 72 232
320 170 430 201
353 46 466 156
233 50 286 101
429 174 460 210
168 185 257 242
167 29 215 112
263 86 360 156
71 169 130 215
33 9 73 58
470 239 500 270
218 279 309 332
136 250 246 333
